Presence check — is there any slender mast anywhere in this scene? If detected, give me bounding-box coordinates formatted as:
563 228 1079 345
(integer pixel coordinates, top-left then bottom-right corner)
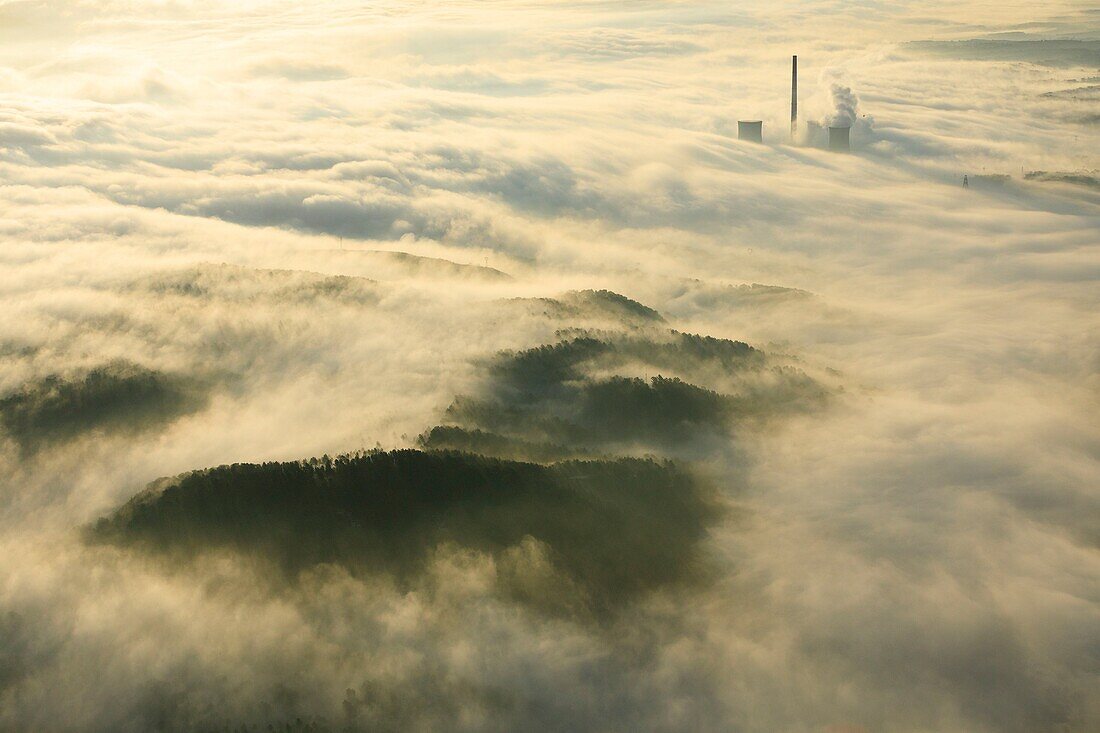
791 55 798 141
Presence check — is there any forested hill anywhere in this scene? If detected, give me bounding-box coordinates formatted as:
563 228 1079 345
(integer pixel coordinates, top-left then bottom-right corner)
90 449 719 617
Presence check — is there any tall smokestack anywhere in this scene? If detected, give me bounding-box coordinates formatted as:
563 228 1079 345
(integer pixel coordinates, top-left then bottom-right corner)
791 55 798 141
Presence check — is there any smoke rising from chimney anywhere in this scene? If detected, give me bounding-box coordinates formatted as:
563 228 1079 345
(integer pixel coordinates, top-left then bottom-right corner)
828 83 859 128
807 72 873 148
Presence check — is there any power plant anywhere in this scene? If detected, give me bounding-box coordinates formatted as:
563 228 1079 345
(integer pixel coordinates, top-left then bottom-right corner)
738 120 763 143
731 55 855 152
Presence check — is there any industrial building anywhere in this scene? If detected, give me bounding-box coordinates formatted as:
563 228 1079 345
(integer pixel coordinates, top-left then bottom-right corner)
733 55 854 152
738 120 763 142
829 126 851 152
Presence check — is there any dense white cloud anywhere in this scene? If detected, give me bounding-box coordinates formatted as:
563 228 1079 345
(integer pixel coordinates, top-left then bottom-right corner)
0 1 1098 731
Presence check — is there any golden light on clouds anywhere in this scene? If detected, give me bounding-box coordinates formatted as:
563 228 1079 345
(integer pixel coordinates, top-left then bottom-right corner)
0 2 1097 731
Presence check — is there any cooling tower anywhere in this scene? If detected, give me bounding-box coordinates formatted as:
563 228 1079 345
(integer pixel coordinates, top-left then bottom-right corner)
829 125 850 152
738 120 763 143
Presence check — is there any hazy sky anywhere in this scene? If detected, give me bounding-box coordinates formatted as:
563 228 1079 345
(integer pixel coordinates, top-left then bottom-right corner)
1 1 1098 731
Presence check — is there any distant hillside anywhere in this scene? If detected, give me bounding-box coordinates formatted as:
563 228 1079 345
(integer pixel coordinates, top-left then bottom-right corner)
0 362 206 452
431 331 826 460
505 289 665 327
323 249 513 281
909 39 1100 67
134 263 380 305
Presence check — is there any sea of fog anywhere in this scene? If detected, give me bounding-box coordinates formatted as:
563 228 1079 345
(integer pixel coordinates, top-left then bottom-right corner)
0 1 1097 731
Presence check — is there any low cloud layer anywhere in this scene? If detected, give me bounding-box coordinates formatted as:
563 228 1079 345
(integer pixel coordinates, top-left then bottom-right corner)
1 1 1098 731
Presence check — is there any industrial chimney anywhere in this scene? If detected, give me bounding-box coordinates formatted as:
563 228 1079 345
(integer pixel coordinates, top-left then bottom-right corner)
738 120 763 143
791 55 798 141
828 125 851 152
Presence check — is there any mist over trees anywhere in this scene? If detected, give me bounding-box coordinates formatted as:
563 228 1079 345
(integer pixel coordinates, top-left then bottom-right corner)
3 1 1097 731
91 450 718 619
0 361 206 452
439 329 828 457
89 297 783 621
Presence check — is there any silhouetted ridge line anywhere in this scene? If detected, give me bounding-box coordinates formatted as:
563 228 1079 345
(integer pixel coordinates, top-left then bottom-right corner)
417 426 582 463
505 289 665 325
136 263 380 304
323 249 514 280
